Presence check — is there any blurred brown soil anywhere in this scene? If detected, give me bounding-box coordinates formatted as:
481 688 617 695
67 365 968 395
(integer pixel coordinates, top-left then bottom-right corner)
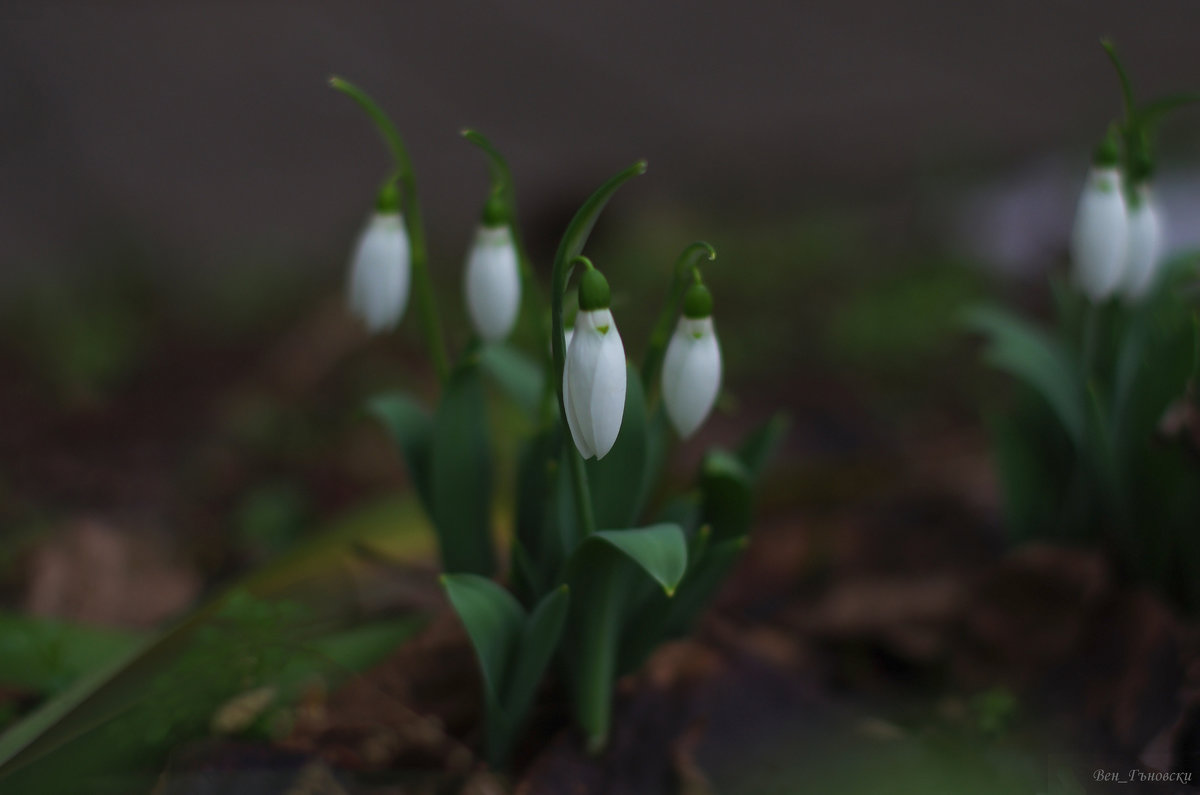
168 432 1199 794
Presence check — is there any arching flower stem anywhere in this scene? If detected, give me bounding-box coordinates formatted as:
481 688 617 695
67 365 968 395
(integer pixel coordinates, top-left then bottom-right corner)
331 76 450 382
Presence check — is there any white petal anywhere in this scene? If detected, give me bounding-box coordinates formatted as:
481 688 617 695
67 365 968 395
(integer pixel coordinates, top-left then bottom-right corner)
464 225 521 341
348 213 411 332
563 355 595 460
1121 188 1163 300
586 319 627 460
564 317 603 458
1070 167 1128 302
662 317 721 437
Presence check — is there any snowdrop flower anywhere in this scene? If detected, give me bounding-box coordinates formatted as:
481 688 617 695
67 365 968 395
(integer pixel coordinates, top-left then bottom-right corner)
464 198 521 341
1070 135 1128 302
347 185 411 332
662 281 721 438
1121 183 1164 301
563 265 626 460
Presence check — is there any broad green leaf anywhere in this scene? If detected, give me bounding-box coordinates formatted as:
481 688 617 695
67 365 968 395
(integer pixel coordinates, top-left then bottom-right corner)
587 363 649 530
478 343 545 419
965 306 1085 445
618 536 746 673
431 363 496 575
565 523 687 752
737 413 790 481
579 525 688 596
440 574 524 717
366 393 434 512
700 450 754 543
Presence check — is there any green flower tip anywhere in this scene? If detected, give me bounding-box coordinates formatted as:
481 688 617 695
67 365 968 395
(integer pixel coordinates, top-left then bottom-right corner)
1128 139 1155 184
683 282 713 319
481 192 507 226
578 266 612 311
1092 129 1120 167
663 586 676 598
375 180 400 212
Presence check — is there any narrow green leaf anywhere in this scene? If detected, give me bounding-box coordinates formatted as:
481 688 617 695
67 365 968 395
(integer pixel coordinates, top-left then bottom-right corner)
431 363 496 575
478 343 545 419
513 427 564 602
965 306 1086 445
500 586 569 742
366 393 433 512
736 413 790 481
440 574 524 717
0 615 142 695
700 450 754 543
587 364 649 530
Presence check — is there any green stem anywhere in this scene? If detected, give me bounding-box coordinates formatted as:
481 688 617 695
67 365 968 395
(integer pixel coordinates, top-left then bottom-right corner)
331 76 450 382
641 241 717 391
577 564 621 754
462 129 556 415
550 161 647 537
1100 39 1136 128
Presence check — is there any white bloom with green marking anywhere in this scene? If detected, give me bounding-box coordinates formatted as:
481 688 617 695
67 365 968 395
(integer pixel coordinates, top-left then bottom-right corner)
662 316 721 438
1070 166 1128 302
347 211 411 332
662 281 721 438
1121 185 1163 301
465 224 521 341
563 265 626 460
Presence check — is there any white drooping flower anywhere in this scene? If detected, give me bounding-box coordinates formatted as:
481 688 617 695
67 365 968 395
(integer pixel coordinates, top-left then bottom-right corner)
562 267 626 460
464 224 521 341
662 282 721 438
1070 165 1128 302
347 211 411 333
1121 184 1164 301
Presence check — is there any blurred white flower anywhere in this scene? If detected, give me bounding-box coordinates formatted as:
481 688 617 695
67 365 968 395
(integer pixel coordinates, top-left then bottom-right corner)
347 212 411 332
1121 185 1164 301
662 315 721 438
563 308 626 460
464 224 521 341
1070 166 1128 302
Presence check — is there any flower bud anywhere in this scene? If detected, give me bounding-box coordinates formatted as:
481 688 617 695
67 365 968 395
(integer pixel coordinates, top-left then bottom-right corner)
464 222 521 342
1070 135 1128 302
347 205 411 333
662 283 721 438
1121 184 1164 301
563 268 626 460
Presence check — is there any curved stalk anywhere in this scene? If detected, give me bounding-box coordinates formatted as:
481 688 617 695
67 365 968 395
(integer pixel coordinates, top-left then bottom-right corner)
641 241 717 389
331 76 449 382
462 129 554 401
1100 39 1136 127
550 161 647 538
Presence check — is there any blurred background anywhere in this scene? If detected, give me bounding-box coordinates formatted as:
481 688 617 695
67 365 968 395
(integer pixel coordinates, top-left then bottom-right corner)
2 2 1200 792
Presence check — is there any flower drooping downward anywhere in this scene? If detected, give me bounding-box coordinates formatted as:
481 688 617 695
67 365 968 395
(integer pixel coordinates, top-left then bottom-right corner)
1070 132 1128 302
1121 180 1164 301
662 280 722 438
563 265 626 460
347 183 411 332
464 195 521 342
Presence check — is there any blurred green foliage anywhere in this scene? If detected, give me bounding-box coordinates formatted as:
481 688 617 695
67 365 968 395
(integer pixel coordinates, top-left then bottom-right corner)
970 255 1200 611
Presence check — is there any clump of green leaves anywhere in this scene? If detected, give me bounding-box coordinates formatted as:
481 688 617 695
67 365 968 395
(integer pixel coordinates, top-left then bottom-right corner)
333 80 785 765
969 41 1200 611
